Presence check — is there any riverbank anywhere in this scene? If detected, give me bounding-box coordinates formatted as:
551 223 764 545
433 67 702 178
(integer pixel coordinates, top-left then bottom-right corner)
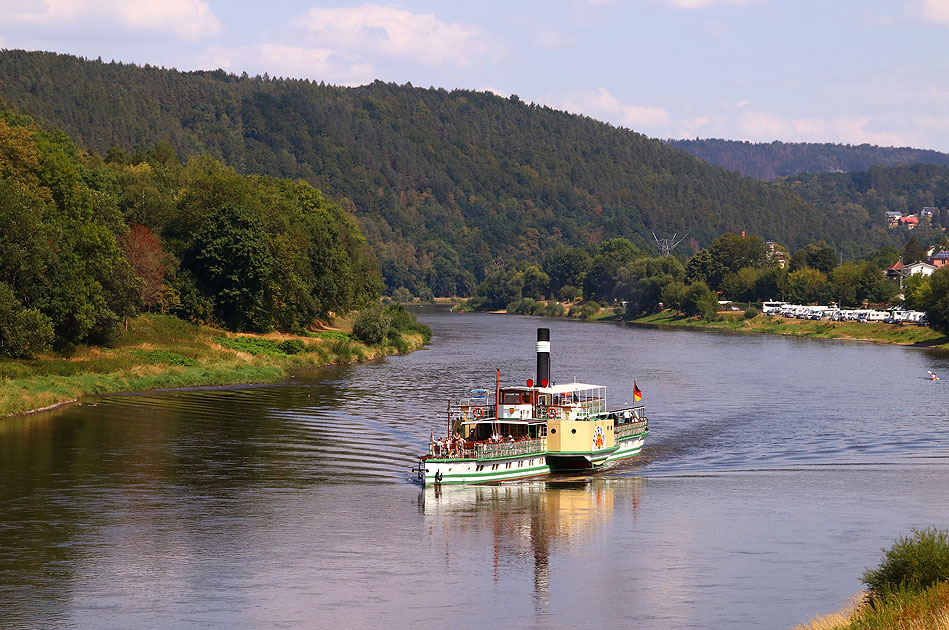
0 313 427 417
796 585 949 630
627 310 949 350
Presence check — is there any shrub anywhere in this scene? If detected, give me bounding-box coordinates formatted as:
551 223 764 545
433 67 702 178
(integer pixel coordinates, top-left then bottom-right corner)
579 303 598 320
385 304 432 341
278 339 306 355
0 283 54 358
388 332 410 354
543 302 566 317
352 303 390 345
567 304 583 318
506 298 537 315
862 528 949 601
330 338 357 362
744 306 760 319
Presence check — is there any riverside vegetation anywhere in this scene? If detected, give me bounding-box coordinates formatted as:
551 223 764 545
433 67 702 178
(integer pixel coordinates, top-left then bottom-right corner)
0 305 430 417
797 529 949 630
0 100 431 415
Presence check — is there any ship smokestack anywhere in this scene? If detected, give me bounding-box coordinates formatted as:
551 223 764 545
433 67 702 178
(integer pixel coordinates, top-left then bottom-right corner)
536 328 550 387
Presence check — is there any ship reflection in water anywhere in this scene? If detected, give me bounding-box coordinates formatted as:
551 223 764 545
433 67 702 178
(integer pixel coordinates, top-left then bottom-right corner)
419 477 643 613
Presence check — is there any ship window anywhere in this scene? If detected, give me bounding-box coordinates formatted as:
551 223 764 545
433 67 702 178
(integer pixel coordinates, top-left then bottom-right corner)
571 428 577 434
550 428 556 434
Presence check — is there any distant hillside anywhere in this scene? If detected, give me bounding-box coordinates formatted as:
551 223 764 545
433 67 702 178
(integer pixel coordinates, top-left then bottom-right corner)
781 164 949 231
667 138 949 181
0 50 887 294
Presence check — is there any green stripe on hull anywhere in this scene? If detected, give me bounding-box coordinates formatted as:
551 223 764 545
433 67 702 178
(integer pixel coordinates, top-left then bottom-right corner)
424 464 550 485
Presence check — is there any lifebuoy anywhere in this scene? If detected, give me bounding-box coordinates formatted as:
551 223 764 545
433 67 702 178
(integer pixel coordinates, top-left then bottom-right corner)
473 407 484 418
546 407 558 419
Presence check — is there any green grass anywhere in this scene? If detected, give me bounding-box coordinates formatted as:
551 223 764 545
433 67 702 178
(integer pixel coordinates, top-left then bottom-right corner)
212 335 289 356
306 330 352 342
0 313 427 416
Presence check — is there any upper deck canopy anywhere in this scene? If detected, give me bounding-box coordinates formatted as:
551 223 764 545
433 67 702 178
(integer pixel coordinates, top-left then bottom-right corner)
503 382 605 394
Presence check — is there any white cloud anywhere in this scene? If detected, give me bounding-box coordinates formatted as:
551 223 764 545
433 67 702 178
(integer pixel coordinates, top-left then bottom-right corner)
532 28 576 50
561 88 672 129
292 4 496 67
659 0 759 8
197 44 375 86
736 109 916 147
0 0 222 40
917 0 949 23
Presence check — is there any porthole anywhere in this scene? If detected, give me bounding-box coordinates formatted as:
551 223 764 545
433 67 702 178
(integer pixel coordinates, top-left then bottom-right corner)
550 428 556 434
571 428 577 434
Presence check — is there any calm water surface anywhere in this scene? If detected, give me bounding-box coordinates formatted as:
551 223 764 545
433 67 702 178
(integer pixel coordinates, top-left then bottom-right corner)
2 310 948 629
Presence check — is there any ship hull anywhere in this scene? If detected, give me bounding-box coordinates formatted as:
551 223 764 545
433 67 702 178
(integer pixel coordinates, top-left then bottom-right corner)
421 453 551 485
547 432 648 471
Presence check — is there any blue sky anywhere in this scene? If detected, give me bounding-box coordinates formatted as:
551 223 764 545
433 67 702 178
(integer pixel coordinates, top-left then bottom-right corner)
2 0 949 151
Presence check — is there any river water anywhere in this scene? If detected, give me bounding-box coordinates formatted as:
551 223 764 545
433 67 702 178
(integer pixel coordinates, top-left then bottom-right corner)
1 310 948 629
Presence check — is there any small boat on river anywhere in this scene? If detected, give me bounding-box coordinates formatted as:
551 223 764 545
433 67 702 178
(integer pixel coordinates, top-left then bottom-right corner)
415 328 649 485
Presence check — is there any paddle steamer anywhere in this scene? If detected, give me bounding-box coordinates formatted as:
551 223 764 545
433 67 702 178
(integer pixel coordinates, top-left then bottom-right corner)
416 328 649 485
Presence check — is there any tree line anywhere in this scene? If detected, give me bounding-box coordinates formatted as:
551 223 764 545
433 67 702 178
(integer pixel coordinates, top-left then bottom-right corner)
465 233 949 335
0 103 380 358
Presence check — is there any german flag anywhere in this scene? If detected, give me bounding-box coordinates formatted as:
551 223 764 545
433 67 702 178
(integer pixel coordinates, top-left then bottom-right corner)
633 381 642 402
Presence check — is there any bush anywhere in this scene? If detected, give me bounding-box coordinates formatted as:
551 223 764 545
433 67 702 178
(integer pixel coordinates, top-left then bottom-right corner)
278 339 306 355
385 304 432 341
0 282 54 358
862 528 949 601
388 333 410 354
352 303 390 345
744 306 759 319
543 302 566 317
506 298 537 315
567 304 583 318
579 303 598 320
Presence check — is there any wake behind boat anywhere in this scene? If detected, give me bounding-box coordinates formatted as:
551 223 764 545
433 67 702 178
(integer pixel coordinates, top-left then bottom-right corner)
415 328 649 485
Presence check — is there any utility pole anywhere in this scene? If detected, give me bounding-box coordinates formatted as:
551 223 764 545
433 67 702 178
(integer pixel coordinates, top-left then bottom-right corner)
653 233 687 257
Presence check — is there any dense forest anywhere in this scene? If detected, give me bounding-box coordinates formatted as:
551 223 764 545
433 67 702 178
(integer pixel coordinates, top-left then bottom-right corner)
667 138 949 181
0 101 379 358
0 49 892 295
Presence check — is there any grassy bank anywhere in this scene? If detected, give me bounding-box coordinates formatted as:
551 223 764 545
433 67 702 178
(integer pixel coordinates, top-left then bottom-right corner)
630 310 949 349
0 313 426 417
798 584 949 630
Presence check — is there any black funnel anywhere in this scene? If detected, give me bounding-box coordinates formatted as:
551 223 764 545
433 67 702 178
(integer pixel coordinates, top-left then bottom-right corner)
536 328 550 386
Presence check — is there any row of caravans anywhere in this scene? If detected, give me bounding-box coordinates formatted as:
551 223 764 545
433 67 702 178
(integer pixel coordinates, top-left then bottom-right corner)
761 302 927 324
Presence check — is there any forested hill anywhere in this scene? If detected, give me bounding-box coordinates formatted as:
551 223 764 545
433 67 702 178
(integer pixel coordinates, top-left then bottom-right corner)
0 50 870 295
666 138 949 181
